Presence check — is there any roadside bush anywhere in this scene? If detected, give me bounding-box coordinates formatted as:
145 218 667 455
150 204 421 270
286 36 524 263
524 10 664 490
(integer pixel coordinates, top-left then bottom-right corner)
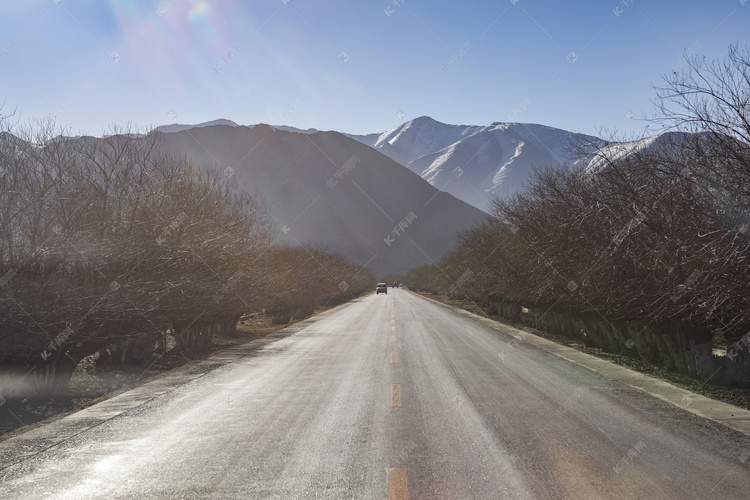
267 245 375 323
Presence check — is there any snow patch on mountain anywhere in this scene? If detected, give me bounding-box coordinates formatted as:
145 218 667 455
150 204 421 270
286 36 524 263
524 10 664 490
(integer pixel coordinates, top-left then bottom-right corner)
493 141 525 186
578 132 693 172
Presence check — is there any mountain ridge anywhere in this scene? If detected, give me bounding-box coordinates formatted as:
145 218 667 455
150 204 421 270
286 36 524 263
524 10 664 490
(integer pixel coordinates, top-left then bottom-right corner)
152 116 609 212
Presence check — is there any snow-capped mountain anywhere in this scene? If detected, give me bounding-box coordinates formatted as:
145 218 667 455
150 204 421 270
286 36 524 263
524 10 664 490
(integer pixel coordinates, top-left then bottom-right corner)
349 116 604 212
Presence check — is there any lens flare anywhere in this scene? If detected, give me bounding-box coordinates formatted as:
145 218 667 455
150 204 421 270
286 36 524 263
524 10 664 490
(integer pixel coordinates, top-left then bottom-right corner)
188 1 210 21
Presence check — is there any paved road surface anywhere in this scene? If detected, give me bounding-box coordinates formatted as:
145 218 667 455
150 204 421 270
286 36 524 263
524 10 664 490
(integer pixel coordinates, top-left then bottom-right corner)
1 290 749 499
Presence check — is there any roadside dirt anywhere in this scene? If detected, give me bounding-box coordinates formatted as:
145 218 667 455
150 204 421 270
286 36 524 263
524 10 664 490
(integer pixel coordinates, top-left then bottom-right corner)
418 292 750 412
0 314 287 439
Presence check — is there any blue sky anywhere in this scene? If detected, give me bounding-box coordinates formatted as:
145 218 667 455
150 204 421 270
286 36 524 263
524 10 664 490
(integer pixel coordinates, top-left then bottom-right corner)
0 0 747 137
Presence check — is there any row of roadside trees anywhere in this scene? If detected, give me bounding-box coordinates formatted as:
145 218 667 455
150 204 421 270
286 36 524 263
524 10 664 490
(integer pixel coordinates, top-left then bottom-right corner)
0 120 374 396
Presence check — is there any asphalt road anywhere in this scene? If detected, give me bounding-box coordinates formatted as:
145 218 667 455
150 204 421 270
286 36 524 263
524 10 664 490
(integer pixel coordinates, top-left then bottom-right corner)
1 290 749 499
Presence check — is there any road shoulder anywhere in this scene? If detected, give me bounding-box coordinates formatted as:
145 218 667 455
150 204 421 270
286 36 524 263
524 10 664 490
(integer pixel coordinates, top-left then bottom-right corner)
416 292 750 437
0 300 352 470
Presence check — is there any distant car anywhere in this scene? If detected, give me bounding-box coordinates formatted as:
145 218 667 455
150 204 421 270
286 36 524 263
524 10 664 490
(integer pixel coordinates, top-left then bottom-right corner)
376 283 388 294
398 283 404 289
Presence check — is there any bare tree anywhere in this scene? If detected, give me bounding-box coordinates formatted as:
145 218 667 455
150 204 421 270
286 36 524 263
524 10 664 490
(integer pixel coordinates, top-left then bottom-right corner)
653 44 750 235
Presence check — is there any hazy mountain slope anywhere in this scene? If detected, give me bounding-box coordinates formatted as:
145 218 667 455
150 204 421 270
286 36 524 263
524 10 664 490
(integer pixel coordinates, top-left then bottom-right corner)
155 119 240 134
156 120 319 136
157 125 487 274
349 116 603 212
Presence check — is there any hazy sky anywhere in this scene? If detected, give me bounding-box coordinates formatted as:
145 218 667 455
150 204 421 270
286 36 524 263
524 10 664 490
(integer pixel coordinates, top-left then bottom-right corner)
0 0 747 137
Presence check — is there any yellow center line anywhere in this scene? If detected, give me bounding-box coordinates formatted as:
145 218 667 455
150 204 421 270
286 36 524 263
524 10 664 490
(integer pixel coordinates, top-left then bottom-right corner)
390 336 397 343
390 384 402 407
390 326 396 331
390 352 398 363
388 467 409 500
